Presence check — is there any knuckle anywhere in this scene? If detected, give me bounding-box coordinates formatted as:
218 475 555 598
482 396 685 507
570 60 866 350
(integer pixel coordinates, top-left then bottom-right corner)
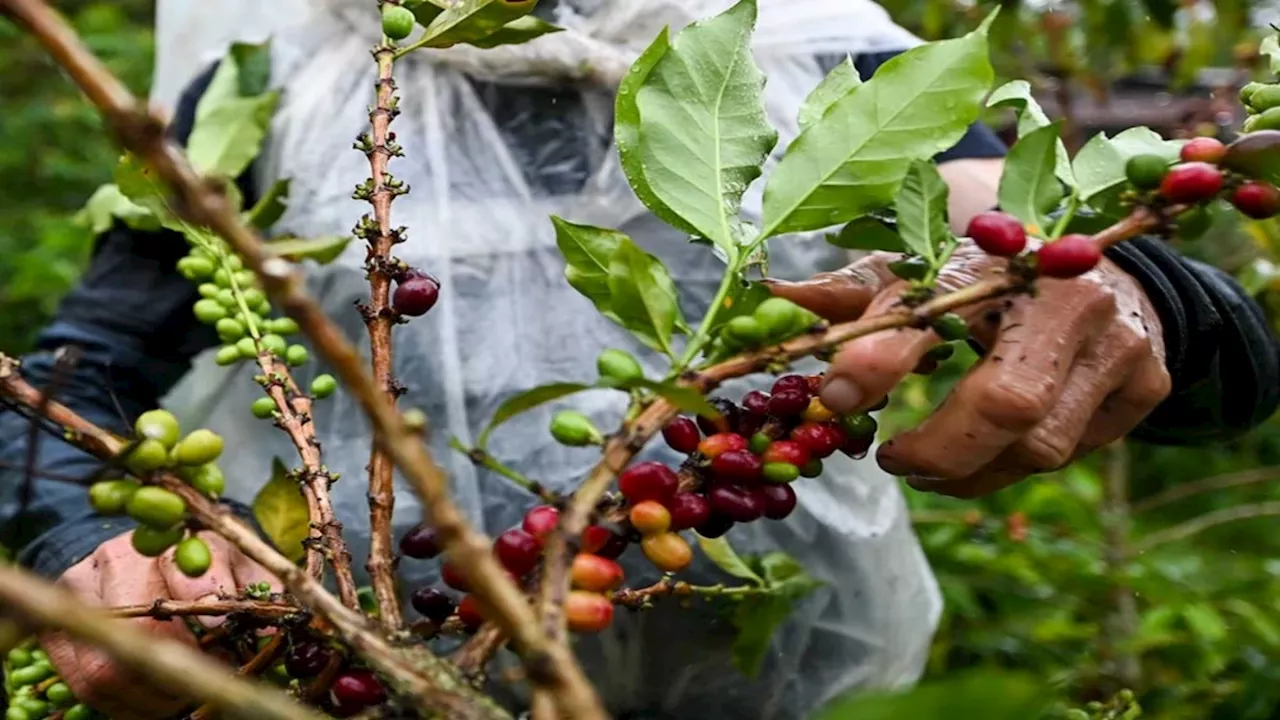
972 378 1055 429
1017 430 1075 471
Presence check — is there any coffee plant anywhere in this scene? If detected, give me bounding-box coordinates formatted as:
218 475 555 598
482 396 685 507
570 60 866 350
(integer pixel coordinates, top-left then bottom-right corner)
2 0 1280 718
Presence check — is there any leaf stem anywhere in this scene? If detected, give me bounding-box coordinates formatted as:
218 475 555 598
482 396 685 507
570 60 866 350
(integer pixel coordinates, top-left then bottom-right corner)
670 253 741 376
1049 193 1080 240
449 437 561 504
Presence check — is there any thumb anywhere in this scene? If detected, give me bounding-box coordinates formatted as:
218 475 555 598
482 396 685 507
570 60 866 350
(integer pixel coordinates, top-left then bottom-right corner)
764 256 897 323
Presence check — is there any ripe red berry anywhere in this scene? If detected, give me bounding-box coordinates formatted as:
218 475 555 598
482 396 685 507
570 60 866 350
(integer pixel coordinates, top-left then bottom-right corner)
457 595 486 630
398 524 441 559
696 397 739 436
629 500 673 535
330 669 387 715
284 642 331 678
966 211 1027 257
522 505 560 541
441 561 470 591
410 587 455 625
806 375 824 393
1231 181 1280 219
712 449 764 485
1036 234 1102 279
790 422 847 459
494 528 541 576
696 512 735 538
392 272 440 317
565 590 615 633
667 492 711 531
698 432 748 459
1159 162 1224 204
570 553 625 592
760 484 797 520
618 461 679 504
662 417 701 454
708 485 764 522
741 390 771 416
771 374 812 398
1179 136 1227 164
762 440 811 468
581 525 627 559
767 389 810 417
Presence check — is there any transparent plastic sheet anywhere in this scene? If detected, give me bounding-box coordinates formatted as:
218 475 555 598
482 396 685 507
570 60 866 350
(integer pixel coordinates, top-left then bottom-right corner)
156 1 941 717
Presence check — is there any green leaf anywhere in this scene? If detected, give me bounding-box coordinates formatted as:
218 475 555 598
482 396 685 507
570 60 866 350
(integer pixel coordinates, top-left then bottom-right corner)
418 0 536 48
826 215 902 252
407 0 447 26
477 382 592 448
252 458 310 563
114 153 167 206
626 0 777 254
264 235 353 265
246 179 290 229
894 160 950 261
604 378 718 417
466 15 563 48
730 594 796 677
187 91 281 179
551 216 624 323
987 80 1073 187
228 41 273 97
761 13 995 236
997 122 1064 233
816 671 1049 719
695 536 764 585
1183 603 1228 643
1072 127 1182 205
798 56 861 130
607 239 687 357
1222 598 1280 647
75 184 161 235
757 552 819 591
1262 34 1280 75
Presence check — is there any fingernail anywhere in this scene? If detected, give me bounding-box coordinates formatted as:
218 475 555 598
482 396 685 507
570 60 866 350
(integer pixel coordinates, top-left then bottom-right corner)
820 378 863 414
877 455 911 477
905 475 946 491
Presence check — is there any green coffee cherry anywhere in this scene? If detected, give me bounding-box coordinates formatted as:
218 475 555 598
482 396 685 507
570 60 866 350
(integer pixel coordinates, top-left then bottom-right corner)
215 288 237 308
131 524 185 557
382 4 416 39
285 345 310 366
126 486 187 529
193 299 228 325
242 288 267 309
89 479 141 515
261 334 288 356
550 410 603 446
255 299 272 316
6 647 33 668
269 317 300 335
5 706 32 720
175 537 212 578
1125 154 1170 190
216 318 246 343
763 462 799 484
224 253 244 271
29 649 46 663
173 429 224 466
840 413 878 439
135 409 181 448
1241 81 1268 108
925 343 955 362
799 459 823 478
1251 84 1280 112
311 374 338 399
215 345 242 366
14 699 47 718
596 349 643 384
45 682 74 707
234 270 257 288
197 283 219 299
63 705 94 720
931 312 969 341
125 438 170 474
357 586 380 615
723 316 766 348
888 256 930 281
252 396 277 419
752 297 800 337
8 663 52 687
1244 106 1280 133
183 463 226 497
213 268 232 287
237 337 260 360
176 256 215 280
749 432 771 455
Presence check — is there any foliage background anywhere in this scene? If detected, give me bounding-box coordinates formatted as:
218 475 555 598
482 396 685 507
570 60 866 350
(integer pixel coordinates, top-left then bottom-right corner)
3 1 1280 718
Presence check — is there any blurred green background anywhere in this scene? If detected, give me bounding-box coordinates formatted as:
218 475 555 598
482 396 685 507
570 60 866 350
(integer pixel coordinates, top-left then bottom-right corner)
3 1 1280 718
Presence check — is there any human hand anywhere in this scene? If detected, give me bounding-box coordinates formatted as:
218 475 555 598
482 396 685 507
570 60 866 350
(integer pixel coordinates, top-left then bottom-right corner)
42 530 279 720
767 242 1172 497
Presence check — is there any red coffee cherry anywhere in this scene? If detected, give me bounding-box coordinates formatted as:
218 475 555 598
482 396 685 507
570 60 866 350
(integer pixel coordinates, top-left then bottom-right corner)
1159 162 1224 204
771 375 812 397
698 432 748 459
1231 181 1280 219
667 492 711 531
662 417 702 454
565 590 615 633
1179 136 1227 164
398 523 441 559
456 595 486 630
494 528 541 576
581 525 628 559
522 505 560 541
966 211 1027 257
790 422 847 459
618 461 679 504
760 484 798 520
711 449 763 485
629 500 673 535
330 669 387 716
571 553 625 592
741 390 771 416
441 561 470 592
762 440 811 468
392 271 440 317
1036 234 1102 279
708 485 764 522
767 389 810 417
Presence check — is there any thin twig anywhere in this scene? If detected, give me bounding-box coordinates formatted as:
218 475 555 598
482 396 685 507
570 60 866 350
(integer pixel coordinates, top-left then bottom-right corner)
107 598 303 620
190 635 288 720
0 564 323 720
1135 501 1280 553
0 3 604 713
1132 466 1280 514
450 438 561 505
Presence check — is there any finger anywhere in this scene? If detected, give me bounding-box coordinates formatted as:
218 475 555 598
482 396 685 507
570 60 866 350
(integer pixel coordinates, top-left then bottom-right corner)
158 532 241 629
763 254 898 323
876 283 1117 480
1076 355 1171 452
228 544 283 594
42 558 104 693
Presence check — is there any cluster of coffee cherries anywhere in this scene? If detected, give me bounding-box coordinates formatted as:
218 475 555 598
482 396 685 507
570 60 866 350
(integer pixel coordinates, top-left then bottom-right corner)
266 637 386 718
87 409 226 576
3 642 94 720
175 243 336 399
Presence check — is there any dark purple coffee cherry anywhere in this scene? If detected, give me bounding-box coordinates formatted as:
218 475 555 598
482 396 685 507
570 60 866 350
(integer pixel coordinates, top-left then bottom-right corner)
399 524 441 559
392 271 440 317
410 587 455 625
284 642 332 678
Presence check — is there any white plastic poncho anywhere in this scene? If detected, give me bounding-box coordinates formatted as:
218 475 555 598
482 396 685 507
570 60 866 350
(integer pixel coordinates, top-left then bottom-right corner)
155 1 941 717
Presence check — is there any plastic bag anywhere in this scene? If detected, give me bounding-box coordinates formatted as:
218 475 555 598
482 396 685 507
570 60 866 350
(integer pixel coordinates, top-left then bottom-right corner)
157 1 940 717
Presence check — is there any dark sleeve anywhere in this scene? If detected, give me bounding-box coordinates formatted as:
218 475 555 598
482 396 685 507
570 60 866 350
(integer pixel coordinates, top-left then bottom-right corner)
0 62 257 578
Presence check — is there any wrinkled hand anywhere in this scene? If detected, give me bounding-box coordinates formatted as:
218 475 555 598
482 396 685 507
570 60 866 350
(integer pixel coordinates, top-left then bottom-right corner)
768 242 1172 498
43 530 279 720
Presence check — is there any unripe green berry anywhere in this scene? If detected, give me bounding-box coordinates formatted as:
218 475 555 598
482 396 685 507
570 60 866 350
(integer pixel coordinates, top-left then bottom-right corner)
242 288 267 309
197 282 219 299
131 524 185 557
89 479 141 515
15 698 48 717
177 256 215 280
224 253 244 271
596 348 643 384
216 318 246 343
925 343 955 362
237 337 260 360
285 345 310 366
215 345 242 366
175 537 212 578
7 663 52 687
311 374 338 399
63 705 94 720
382 4 416 40
262 334 288 356
1241 81 1268 108
763 462 799 484
127 486 187 529
193 299 228 324
135 409 181 447
252 396 277 419
215 288 237 308
723 315 766 348
255 299 273 316
46 682 74 706
6 647 33 668
753 297 800 338
183 462 226 497
6 706 32 720
1250 85 1280 112
213 267 232 288
550 410 603 447
748 432 771 455
1125 153 1170 190
173 429 224 466
841 413 878 439
931 312 969 341
125 438 170 474
269 317 300 335
234 270 257 288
